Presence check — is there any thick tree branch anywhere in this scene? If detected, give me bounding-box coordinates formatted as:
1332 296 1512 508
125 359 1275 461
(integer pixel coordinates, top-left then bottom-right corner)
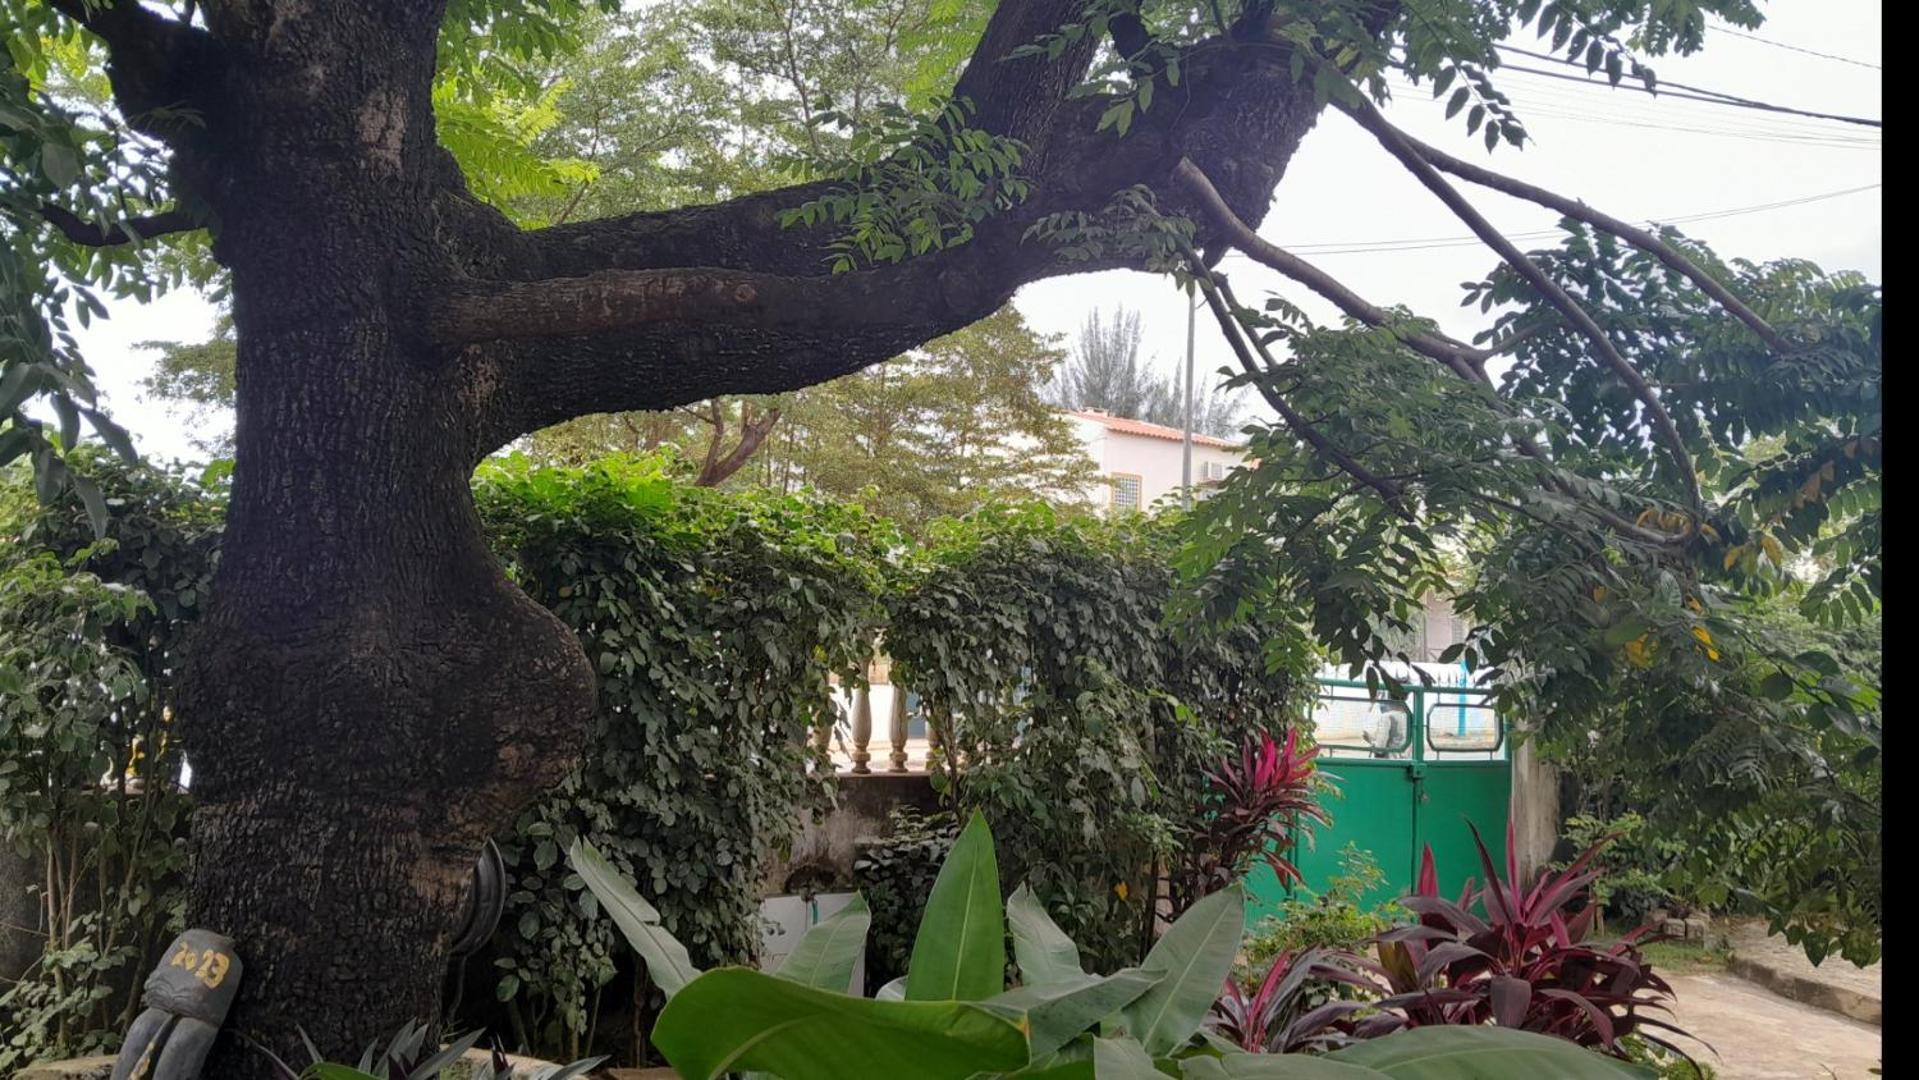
1332 91 1706 522
461 28 1332 451
434 263 973 346
44 0 216 138
38 203 199 246
1397 133 1789 353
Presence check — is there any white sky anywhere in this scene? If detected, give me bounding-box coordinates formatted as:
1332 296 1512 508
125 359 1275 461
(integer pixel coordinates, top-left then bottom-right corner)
74 3 1881 464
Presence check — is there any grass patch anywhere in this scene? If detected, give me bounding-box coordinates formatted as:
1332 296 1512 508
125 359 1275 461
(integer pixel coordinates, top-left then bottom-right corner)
1636 938 1731 975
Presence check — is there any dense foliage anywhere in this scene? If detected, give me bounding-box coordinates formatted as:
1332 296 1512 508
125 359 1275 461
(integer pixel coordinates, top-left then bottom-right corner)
0 453 219 1070
580 811 1655 1079
468 456 895 1057
885 503 1314 970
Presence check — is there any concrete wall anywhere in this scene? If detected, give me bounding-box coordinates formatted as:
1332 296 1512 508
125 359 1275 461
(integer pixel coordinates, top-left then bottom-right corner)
761 772 940 896
1509 725 1562 881
1064 414 1246 512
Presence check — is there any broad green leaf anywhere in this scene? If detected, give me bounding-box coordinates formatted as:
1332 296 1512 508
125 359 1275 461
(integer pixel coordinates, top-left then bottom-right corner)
1180 1052 1381 1078
776 894 870 993
907 810 1005 1001
1091 1036 1165 1079
1325 1026 1656 1077
569 839 699 997
651 967 1029 1080
876 976 908 1000
1122 885 1246 1055
1010 883 1084 987
986 968 1163 1060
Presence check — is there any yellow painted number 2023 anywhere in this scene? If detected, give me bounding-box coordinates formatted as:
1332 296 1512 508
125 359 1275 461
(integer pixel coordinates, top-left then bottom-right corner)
169 943 231 989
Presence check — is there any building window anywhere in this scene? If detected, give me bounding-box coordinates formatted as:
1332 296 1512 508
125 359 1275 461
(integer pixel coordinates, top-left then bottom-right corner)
1109 473 1143 512
1202 460 1228 482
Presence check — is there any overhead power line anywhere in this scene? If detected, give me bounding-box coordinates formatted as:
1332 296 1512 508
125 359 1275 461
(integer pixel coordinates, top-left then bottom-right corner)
1224 183 1880 260
1491 44 1883 128
1712 27 1882 71
1386 76 1883 150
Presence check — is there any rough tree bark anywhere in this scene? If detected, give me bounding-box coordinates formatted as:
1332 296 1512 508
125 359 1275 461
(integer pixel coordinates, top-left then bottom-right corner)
51 0 1340 1070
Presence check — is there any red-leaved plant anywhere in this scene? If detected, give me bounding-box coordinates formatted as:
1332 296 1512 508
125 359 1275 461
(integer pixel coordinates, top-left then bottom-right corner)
1208 822 1699 1062
1209 946 1382 1054
1174 730 1330 909
1357 821 1700 1062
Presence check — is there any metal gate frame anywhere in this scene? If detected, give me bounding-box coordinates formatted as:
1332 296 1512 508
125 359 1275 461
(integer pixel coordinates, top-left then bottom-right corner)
1247 677 1511 920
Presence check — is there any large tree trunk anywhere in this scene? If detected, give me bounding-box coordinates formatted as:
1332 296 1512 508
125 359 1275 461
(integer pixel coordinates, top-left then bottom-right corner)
171 5 595 1070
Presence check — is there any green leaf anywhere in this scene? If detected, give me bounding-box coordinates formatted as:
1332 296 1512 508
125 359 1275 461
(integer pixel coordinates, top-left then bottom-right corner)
1180 1052 1380 1078
1122 884 1245 1055
906 810 1005 1001
777 894 871 992
569 839 700 997
72 473 109 538
1091 1036 1164 1079
1009 883 1083 987
986 968 1162 1060
1325 1026 1656 1077
40 142 79 188
652 967 1029 1080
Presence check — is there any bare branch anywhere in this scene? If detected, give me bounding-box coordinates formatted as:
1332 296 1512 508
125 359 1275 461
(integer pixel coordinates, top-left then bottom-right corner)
696 404 782 487
1396 132 1789 352
1332 91 1706 522
1179 159 1693 550
1189 262 1412 517
38 203 199 246
1172 159 1494 385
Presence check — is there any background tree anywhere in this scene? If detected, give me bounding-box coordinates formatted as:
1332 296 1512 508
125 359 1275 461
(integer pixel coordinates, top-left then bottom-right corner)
1051 304 1248 437
0 0 1878 1066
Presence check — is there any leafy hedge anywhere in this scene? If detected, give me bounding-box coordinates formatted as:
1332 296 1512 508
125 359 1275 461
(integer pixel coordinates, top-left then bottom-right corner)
884 503 1313 971
0 455 220 1070
469 456 895 1055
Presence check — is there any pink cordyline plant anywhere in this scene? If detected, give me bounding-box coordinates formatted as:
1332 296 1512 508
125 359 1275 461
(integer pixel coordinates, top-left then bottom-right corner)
1176 729 1330 905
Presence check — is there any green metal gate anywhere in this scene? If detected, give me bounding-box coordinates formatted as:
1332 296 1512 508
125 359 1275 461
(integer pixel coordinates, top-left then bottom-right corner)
1247 677 1511 919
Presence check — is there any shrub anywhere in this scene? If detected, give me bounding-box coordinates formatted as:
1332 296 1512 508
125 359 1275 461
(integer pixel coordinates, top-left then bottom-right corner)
851 807 958 991
472 456 895 1057
575 811 1654 1078
1362 823 1693 1061
883 503 1313 969
0 455 216 1070
1556 812 1689 926
1243 844 1402 971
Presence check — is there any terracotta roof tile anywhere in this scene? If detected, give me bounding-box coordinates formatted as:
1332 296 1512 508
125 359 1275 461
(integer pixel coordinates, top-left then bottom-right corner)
1066 409 1243 450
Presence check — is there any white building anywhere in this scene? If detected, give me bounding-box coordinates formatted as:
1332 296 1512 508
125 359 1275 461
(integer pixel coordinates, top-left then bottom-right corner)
1061 409 1247 513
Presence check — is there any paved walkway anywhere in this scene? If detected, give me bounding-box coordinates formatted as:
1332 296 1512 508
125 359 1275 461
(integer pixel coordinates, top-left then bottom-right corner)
1724 920 1881 1025
1665 973 1881 1079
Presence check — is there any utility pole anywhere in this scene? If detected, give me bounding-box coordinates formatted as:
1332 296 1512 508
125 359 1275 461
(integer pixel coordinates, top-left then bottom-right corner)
1181 288 1197 509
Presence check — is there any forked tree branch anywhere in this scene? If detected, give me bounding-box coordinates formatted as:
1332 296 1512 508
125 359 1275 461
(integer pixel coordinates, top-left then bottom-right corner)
1332 91 1706 522
1177 159 1694 550
1186 259 1412 517
43 0 214 135
1172 159 1498 385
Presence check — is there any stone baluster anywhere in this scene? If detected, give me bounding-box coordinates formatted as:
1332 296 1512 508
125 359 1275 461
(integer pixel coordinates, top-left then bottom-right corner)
849 686 873 774
887 688 910 772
